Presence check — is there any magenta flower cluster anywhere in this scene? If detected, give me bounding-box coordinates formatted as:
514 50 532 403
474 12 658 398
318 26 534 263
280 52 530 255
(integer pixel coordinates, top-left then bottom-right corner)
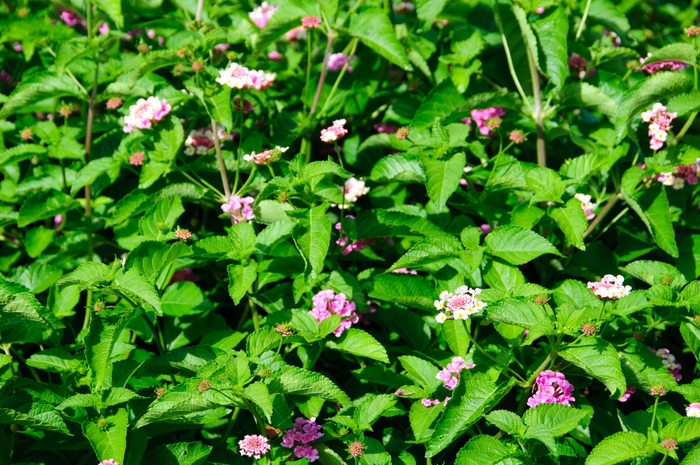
309 289 359 337
640 54 689 74
328 53 356 73
650 347 682 381
619 385 637 402
238 434 270 459
641 103 677 151
656 158 699 190
123 97 171 133
527 370 575 408
464 107 506 137
221 195 255 224
281 417 324 462
436 356 474 390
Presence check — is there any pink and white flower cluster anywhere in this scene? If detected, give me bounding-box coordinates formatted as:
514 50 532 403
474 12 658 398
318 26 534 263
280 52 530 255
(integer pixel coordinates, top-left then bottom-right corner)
587 274 632 300
320 119 349 143
687 403 700 417
328 53 356 73
394 268 418 275
123 97 171 133
639 53 689 74
281 417 324 462
216 62 276 90
184 126 227 155
243 146 288 164
249 2 278 29
309 289 359 337
641 103 677 150
574 193 597 220
651 347 682 381
98 460 118 465
656 158 699 190
221 195 255 223
527 370 575 408
436 356 475 390
464 107 506 137
302 16 321 28
434 286 486 323
344 177 370 203
238 434 271 459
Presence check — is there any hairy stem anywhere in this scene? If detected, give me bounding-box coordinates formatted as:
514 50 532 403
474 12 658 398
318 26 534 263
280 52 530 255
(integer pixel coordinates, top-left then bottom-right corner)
582 192 620 238
526 44 546 167
304 28 313 114
310 33 334 115
575 0 593 41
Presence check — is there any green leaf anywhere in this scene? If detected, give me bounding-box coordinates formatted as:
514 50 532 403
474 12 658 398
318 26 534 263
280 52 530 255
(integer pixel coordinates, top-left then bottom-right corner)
412 80 465 130
620 339 678 392
559 338 626 399
226 356 253 388
668 91 700 117
26 348 83 374
82 408 128 464
139 196 185 241
370 153 426 184
126 241 192 288
94 0 124 28
423 152 466 209
246 326 282 357
389 234 462 271
0 277 64 330
114 269 162 315
326 328 389 363
268 365 351 405
615 72 692 141
455 435 515 465
549 199 588 250
227 261 258 305
0 71 83 119
484 225 562 265
533 6 568 91
644 43 696 66
348 9 412 71
680 322 700 361
588 0 630 34
143 442 212 465
442 319 470 357
354 394 396 430
71 158 120 195
485 410 526 436
409 400 443 442
57 262 118 290
18 190 76 227
398 355 441 391
244 382 273 422
415 0 448 24
107 191 150 227
560 83 618 120
662 418 700 444
134 387 222 428
0 144 47 169
0 397 70 435
525 166 567 203
302 160 352 181
523 403 588 437
486 297 552 330
294 204 331 278
162 282 212 317
621 260 685 287
369 274 437 311
25 226 55 259
585 431 648 465
85 312 133 390
426 373 514 456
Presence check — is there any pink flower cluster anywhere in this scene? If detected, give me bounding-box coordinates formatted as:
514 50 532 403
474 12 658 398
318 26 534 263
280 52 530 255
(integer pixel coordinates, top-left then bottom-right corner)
650 347 682 381
239 434 270 459
587 274 632 300
129 152 144 166
421 397 450 407
309 290 358 337
527 370 575 408
656 159 699 190
640 54 689 74
320 119 349 143
574 193 597 220
466 107 506 137
302 16 321 28
123 97 171 133
436 356 475 390
393 268 418 275
184 126 227 155
216 62 276 90
687 403 700 417
335 218 374 255
433 286 486 323
328 53 356 73
243 146 288 164
221 195 255 223
249 2 278 29
641 103 677 150
619 385 637 402
281 417 324 462
60 9 86 28
98 460 118 465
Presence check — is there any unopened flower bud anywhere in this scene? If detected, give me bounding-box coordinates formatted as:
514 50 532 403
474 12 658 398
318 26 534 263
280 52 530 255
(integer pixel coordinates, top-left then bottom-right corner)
198 379 212 392
581 322 597 336
59 105 72 117
93 300 105 313
651 385 667 396
662 438 678 450
155 387 167 398
485 117 501 130
96 417 109 431
535 295 549 305
633 331 644 341
17 7 29 17
136 43 149 54
661 275 673 285
106 97 123 109
396 127 410 140
349 441 364 457
20 128 33 140
192 59 205 72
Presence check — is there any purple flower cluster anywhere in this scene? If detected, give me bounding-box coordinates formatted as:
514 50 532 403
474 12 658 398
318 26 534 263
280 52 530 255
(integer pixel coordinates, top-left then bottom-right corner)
221 195 255 223
281 417 323 462
309 290 359 337
328 53 356 73
436 356 474 390
527 370 575 408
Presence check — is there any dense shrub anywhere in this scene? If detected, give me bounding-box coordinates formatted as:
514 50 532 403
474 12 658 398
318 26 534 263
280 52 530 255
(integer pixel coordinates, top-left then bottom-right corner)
1 0 700 464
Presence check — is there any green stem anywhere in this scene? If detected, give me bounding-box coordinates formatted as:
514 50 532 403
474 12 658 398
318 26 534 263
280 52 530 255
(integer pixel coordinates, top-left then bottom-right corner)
235 165 257 197
649 396 659 440
219 406 241 447
426 455 432 465
233 92 245 193
671 111 697 146
250 298 261 331
2 344 16 378
211 119 232 200
304 29 313 114
575 0 593 41
318 38 358 118
141 313 167 356
82 290 93 332
525 43 546 167
495 7 533 112
9 346 41 382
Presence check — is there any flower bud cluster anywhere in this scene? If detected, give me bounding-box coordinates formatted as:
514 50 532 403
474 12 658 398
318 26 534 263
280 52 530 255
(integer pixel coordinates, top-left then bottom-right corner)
243 146 288 164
